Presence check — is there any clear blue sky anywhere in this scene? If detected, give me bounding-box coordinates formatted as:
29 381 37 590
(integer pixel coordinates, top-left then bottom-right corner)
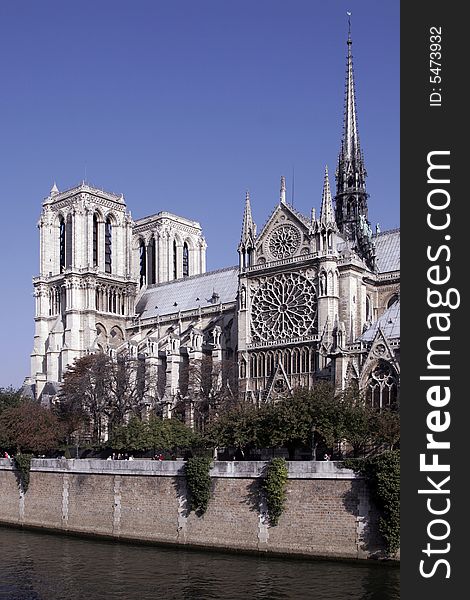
0 1 399 388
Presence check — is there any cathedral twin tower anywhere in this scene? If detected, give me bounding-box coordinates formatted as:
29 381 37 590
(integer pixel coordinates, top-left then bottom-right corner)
28 30 400 415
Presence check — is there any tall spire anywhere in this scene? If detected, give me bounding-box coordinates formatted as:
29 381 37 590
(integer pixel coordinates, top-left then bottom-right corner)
334 15 375 269
342 19 362 171
320 166 335 225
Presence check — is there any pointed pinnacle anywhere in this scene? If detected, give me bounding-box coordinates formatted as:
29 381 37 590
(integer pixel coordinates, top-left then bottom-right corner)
239 189 255 246
320 165 335 224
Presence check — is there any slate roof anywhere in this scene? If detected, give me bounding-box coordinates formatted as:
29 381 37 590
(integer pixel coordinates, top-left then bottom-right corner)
359 299 400 343
135 266 239 320
374 228 400 273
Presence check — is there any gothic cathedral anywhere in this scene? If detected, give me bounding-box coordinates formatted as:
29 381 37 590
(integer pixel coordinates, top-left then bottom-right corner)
26 30 400 418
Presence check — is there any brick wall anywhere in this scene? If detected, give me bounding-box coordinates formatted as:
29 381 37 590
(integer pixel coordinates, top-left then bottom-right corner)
0 459 385 560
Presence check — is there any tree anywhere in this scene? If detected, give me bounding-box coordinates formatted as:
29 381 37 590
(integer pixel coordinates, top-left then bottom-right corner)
58 353 112 444
176 353 240 432
109 416 151 452
58 352 157 444
0 386 22 414
204 402 262 450
202 381 399 460
266 383 340 458
370 406 400 451
109 415 198 454
106 355 155 430
0 400 65 454
340 392 375 458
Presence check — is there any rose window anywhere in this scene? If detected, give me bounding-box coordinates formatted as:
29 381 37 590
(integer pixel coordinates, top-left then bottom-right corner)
251 273 317 342
268 225 301 259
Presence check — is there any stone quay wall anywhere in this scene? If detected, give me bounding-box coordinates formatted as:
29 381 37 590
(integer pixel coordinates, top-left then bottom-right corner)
0 458 385 560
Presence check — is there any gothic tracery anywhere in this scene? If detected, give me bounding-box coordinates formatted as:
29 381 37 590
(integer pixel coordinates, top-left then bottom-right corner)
267 224 301 259
251 273 317 342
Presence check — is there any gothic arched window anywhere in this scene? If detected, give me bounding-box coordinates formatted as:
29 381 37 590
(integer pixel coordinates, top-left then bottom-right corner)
183 242 189 277
173 240 177 279
148 237 156 284
366 360 399 409
65 214 73 268
246 248 252 268
139 240 146 287
266 352 273 377
240 358 246 379
93 214 99 267
105 218 112 274
59 216 66 272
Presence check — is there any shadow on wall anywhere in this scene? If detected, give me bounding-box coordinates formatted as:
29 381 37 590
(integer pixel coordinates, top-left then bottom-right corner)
342 479 386 559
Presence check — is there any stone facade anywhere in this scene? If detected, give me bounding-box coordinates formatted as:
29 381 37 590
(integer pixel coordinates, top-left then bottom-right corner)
0 458 386 560
26 30 400 416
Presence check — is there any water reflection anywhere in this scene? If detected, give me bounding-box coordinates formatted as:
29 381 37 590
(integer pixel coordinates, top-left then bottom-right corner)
0 527 399 599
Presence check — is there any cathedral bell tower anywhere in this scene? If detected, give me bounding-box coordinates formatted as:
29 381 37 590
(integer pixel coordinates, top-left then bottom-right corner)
334 22 376 270
31 182 136 400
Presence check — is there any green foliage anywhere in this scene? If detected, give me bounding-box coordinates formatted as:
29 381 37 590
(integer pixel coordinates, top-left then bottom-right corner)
204 383 399 460
204 403 262 449
0 387 22 414
109 416 198 454
14 453 33 493
344 450 400 556
263 457 289 526
185 456 212 515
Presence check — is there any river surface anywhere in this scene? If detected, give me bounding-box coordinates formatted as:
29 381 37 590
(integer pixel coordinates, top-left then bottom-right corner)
0 527 399 600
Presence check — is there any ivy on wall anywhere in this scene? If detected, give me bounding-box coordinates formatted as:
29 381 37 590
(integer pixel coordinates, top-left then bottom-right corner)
263 458 289 526
344 450 400 556
14 453 33 493
184 456 212 515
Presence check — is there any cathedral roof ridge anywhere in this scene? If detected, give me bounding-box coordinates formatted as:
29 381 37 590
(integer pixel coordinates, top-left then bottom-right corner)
135 210 202 229
372 227 400 238
45 181 125 205
136 265 239 320
146 265 239 290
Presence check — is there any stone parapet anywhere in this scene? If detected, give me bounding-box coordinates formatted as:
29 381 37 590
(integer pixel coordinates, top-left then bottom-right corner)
0 458 357 480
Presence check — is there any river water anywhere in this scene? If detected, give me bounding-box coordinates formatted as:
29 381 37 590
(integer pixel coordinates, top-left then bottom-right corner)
0 527 399 600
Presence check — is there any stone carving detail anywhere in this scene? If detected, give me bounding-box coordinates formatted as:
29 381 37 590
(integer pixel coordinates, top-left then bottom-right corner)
267 225 301 259
251 272 317 342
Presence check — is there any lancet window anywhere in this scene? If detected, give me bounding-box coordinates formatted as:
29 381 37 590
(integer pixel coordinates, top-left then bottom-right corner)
59 216 66 272
183 242 189 277
105 218 112 274
93 214 98 267
139 240 146 287
148 237 156 284
173 240 177 279
65 214 73 268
